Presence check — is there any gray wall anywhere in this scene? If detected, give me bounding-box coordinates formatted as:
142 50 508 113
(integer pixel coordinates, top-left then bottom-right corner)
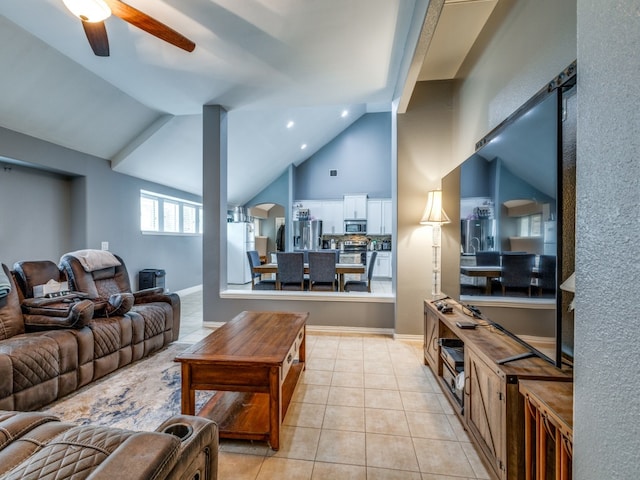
294 113 392 199
0 127 202 292
0 162 73 265
575 1 640 477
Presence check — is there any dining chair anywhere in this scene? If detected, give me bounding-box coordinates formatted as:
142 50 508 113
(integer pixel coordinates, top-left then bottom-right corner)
276 252 305 290
536 254 556 295
246 250 276 290
344 251 377 293
308 251 337 291
475 250 500 266
500 252 535 296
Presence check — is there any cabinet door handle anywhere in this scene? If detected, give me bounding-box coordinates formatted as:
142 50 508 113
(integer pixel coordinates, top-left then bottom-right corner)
287 353 293 364
464 375 470 396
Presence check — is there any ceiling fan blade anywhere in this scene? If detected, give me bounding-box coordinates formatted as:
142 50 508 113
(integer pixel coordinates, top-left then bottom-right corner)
104 0 196 52
82 21 110 56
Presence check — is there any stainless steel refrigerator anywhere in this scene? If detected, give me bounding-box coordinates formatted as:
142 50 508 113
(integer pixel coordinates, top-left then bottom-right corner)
292 220 323 250
227 222 255 284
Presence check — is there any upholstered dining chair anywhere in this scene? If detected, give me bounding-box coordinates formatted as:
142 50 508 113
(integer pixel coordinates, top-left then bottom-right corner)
475 250 500 266
500 252 535 296
276 252 305 291
246 250 276 290
344 251 377 293
308 251 337 291
536 254 556 295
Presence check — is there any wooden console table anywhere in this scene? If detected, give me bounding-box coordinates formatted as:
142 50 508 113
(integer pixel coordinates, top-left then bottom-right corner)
424 299 572 479
519 380 573 480
175 311 307 450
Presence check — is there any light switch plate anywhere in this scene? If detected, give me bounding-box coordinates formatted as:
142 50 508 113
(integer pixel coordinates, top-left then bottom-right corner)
101 241 109 251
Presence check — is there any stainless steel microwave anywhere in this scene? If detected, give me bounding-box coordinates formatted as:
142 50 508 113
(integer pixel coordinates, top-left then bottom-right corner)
344 220 366 234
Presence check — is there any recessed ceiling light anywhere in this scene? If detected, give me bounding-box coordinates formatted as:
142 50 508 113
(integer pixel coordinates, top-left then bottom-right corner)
286 121 294 129
341 110 349 118
301 144 307 150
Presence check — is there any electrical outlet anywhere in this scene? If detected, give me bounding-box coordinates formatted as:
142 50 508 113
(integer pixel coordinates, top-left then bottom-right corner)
101 241 109 251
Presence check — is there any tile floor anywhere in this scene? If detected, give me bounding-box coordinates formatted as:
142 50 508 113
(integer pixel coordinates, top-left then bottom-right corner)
177 290 491 480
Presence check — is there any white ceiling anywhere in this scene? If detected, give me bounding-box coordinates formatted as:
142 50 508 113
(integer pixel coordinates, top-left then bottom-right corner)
0 0 496 206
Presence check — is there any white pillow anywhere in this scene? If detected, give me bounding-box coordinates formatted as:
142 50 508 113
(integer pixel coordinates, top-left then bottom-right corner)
64 249 122 272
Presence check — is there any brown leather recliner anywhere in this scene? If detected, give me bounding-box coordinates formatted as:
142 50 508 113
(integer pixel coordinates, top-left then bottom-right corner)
0 410 219 480
59 251 181 357
0 264 87 411
12 259 137 384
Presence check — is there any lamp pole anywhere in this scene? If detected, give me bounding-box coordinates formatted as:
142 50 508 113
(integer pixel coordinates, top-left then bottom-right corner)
420 189 450 299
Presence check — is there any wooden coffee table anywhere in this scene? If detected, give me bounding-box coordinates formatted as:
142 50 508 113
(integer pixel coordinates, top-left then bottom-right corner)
174 310 307 450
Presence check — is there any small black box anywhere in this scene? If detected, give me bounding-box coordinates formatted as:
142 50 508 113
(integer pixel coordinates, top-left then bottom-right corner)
139 269 166 291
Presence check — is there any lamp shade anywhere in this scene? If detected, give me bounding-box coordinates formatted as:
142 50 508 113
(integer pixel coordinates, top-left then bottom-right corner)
63 0 111 22
420 190 450 225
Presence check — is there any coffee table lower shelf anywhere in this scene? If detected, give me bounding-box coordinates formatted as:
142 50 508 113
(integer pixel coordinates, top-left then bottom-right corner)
198 361 304 443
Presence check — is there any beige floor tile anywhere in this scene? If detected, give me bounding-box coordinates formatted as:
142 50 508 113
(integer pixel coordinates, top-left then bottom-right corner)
300 369 333 386
461 441 492 479
405 411 458 441
334 358 364 373
269 426 321 461
311 462 366 480
364 388 403 410
315 430 366 465
393 363 432 377
306 357 336 371
395 374 437 393
336 348 364 360
283 402 326 428
366 467 422 480
365 433 420 472
412 438 476 477
256 457 314 480
292 384 330 404
365 408 410 436
322 404 365 432
399 391 444 413
363 360 395 374
420 474 474 480
331 371 364 388
327 386 365 407
446 414 471 442
218 451 264 480
364 373 398 390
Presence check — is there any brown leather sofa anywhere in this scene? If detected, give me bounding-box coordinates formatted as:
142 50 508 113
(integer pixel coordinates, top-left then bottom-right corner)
0 251 181 412
0 410 218 480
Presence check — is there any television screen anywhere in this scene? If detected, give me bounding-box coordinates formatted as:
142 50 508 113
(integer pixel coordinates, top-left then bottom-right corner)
443 65 576 368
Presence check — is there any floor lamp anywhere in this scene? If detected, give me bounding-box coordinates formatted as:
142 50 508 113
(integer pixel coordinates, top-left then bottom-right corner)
420 190 450 298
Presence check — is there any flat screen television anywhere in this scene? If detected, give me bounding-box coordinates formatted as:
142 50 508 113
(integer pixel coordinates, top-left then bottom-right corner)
442 63 576 368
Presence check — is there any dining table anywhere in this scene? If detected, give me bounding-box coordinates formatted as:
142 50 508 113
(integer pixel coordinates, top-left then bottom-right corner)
460 265 502 295
252 262 366 292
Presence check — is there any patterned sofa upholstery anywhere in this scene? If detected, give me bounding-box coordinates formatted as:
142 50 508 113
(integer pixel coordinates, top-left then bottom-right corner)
0 252 181 412
0 410 218 480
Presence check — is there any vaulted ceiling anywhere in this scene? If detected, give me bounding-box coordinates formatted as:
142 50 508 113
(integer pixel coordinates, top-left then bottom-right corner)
0 0 497 206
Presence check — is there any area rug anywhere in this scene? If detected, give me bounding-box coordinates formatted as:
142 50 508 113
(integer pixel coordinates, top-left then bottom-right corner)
40 343 214 432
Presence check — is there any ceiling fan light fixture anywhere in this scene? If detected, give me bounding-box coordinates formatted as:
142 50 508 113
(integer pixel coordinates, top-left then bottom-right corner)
63 0 111 23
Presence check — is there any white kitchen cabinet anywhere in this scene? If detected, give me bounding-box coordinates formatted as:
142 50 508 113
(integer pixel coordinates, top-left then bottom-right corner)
368 251 392 278
367 199 392 234
322 200 344 234
294 200 321 219
295 199 343 234
343 194 367 220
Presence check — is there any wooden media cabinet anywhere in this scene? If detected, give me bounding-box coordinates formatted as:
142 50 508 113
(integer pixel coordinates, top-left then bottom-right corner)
424 299 572 480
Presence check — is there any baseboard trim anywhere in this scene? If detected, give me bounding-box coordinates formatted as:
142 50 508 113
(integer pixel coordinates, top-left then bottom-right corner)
201 321 397 337
393 333 423 343
175 285 203 296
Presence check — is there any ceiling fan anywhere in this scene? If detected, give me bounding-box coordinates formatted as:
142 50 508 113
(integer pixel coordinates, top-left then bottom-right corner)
62 0 196 57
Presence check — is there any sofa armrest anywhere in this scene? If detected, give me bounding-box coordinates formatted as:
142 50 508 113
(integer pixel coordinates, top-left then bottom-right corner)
22 299 94 330
156 415 219 480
